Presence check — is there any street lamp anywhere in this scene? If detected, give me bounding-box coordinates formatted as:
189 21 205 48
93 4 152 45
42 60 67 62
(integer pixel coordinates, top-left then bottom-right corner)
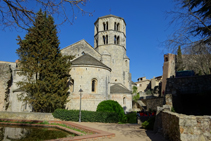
79 88 83 122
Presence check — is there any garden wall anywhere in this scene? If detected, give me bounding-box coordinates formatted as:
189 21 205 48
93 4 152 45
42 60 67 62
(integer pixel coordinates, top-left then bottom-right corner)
0 111 56 121
156 110 211 141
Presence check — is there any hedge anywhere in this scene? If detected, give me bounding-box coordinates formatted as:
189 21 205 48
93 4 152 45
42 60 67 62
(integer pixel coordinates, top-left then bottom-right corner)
52 109 119 123
96 100 125 122
126 112 137 123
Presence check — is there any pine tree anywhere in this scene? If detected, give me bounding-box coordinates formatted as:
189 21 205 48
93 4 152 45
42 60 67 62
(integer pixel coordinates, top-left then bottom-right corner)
16 10 72 112
176 46 184 71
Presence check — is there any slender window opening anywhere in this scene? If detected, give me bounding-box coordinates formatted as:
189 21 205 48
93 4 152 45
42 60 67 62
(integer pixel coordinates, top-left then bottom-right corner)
123 97 126 105
114 22 117 30
117 23 120 31
91 79 97 93
103 35 108 44
103 22 108 31
114 35 117 44
117 36 120 44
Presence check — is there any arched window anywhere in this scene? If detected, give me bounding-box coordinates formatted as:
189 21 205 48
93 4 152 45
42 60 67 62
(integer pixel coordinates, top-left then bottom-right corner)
123 97 126 105
103 22 108 31
114 35 117 44
117 36 120 44
117 23 120 31
114 22 117 30
91 79 97 93
103 36 106 44
103 35 108 44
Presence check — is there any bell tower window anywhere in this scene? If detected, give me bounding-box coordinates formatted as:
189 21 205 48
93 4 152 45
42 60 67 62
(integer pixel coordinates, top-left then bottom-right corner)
103 22 108 31
103 35 108 44
117 23 120 31
114 22 120 31
114 35 120 44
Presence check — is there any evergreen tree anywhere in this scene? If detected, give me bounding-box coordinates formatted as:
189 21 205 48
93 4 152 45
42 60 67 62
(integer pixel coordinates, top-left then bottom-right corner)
16 10 72 112
176 46 184 71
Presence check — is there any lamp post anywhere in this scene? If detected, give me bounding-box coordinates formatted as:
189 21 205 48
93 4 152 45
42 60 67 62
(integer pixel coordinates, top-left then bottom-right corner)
79 88 83 122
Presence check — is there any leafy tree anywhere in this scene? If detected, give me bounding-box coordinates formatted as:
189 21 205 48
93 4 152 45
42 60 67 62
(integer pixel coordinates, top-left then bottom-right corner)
16 10 73 112
132 86 140 102
176 46 184 71
1 0 92 30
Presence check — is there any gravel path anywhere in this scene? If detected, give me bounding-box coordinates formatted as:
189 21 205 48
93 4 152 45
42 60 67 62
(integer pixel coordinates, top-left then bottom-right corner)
74 122 167 141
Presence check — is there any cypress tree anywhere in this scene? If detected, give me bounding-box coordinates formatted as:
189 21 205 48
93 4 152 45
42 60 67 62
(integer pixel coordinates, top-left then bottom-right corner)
16 10 72 112
176 46 184 71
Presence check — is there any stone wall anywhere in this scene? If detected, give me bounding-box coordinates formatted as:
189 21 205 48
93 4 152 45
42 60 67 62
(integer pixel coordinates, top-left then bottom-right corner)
0 111 56 121
0 63 12 111
166 75 211 95
142 97 164 111
165 75 211 115
155 110 211 141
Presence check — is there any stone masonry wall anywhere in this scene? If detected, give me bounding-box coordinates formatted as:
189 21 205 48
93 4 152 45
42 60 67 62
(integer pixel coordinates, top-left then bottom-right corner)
143 97 164 111
161 111 211 141
0 63 12 111
166 75 211 95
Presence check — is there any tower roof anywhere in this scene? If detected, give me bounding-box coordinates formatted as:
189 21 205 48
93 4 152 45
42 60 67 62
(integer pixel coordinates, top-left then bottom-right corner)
94 14 126 25
71 53 111 71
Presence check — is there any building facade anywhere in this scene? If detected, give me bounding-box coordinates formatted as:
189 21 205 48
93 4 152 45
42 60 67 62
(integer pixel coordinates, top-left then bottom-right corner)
0 15 132 112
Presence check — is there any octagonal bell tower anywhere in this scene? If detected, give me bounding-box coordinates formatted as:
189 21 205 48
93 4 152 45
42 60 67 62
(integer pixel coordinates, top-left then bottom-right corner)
94 15 130 90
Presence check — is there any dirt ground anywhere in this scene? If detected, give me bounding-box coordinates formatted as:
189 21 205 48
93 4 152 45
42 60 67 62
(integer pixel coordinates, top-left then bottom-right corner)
75 122 167 141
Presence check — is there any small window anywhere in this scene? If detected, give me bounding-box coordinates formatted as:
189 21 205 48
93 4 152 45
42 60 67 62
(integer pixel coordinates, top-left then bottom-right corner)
114 35 117 44
123 97 126 105
165 57 168 62
103 22 108 31
117 23 120 31
91 79 97 93
125 60 127 66
117 36 120 44
114 22 117 30
103 35 108 44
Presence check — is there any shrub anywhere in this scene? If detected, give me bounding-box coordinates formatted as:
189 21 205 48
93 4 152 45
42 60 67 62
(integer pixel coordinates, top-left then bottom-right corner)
52 109 119 123
126 112 137 123
142 116 155 130
96 100 125 122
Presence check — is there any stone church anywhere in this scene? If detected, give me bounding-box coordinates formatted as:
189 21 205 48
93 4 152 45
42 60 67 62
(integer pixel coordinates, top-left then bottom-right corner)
0 15 132 112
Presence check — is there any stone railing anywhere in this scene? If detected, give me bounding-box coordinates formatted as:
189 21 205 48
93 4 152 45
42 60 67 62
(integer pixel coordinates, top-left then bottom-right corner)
155 109 211 141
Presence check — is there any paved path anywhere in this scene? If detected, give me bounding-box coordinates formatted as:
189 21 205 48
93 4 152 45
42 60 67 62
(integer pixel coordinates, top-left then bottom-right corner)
74 122 167 141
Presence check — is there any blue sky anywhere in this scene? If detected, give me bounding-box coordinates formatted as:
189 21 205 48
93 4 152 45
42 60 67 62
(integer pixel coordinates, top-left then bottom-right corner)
0 0 177 82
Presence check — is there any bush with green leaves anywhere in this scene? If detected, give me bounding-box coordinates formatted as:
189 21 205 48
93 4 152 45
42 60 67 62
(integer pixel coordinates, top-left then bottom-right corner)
126 112 137 123
96 100 125 122
52 109 119 123
142 116 155 130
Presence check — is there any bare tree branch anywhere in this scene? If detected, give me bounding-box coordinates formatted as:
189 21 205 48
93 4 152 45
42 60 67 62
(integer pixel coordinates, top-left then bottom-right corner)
0 0 93 30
